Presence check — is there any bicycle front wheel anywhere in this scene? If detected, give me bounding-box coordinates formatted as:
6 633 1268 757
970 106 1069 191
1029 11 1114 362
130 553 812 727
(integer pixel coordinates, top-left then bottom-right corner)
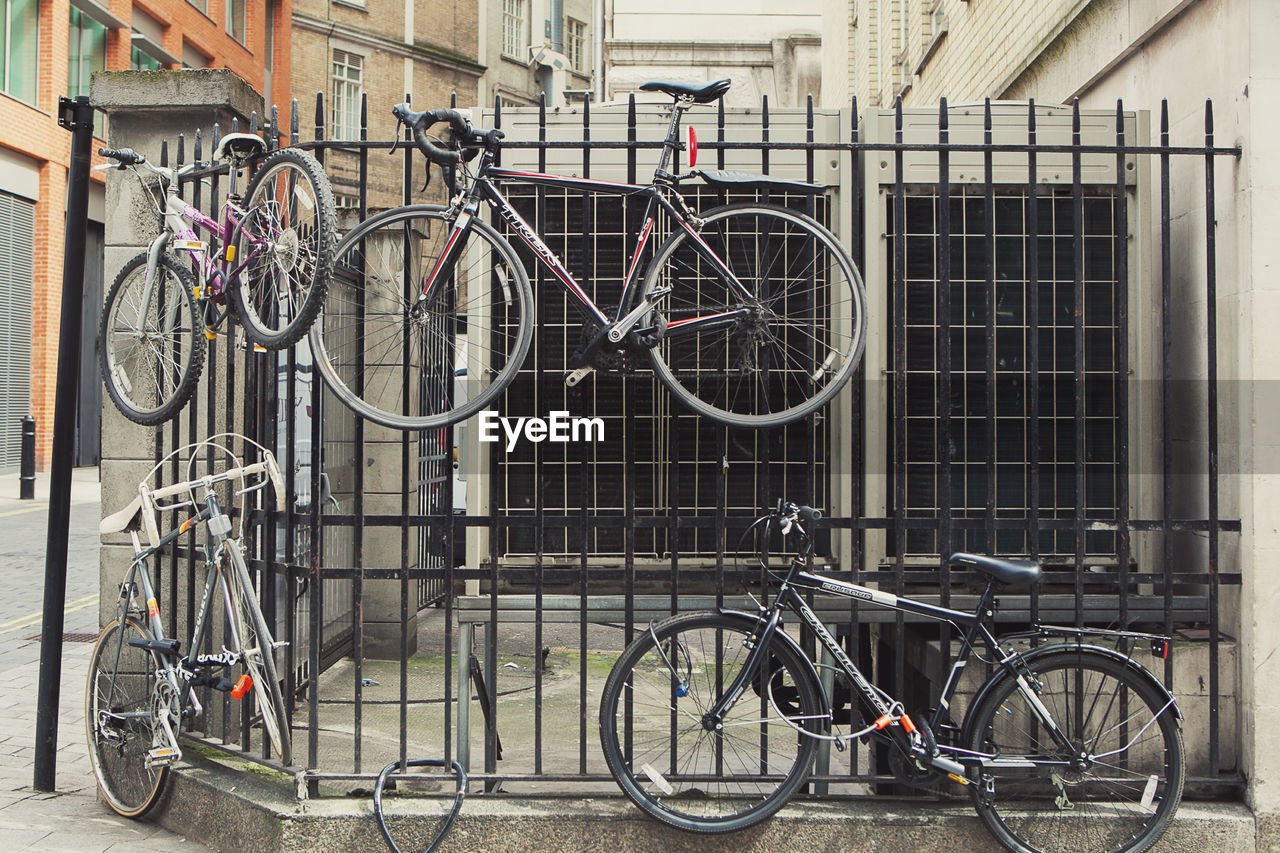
964 649 1185 853
641 204 867 428
599 611 821 833
230 147 337 349
85 619 169 817
224 543 292 765
310 205 533 430
100 252 204 426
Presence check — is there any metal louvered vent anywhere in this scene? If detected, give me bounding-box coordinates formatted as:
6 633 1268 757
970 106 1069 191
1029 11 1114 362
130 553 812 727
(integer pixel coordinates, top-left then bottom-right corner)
0 191 34 472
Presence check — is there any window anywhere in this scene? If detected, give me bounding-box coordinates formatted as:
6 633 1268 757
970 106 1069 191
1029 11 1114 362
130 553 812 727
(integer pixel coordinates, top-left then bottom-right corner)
131 43 161 71
225 0 245 44
331 49 363 141
502 0 525 58
566 17 586 73
187 0 206 13
0 0 38 104
68 8 106 136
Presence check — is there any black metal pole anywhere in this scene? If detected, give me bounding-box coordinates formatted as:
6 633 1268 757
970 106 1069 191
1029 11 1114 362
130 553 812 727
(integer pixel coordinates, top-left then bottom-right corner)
19 415 35 500
33 95 95 792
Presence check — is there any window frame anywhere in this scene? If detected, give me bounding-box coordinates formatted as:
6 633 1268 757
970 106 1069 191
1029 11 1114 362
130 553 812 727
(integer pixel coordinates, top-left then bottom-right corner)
501 0 526 60
0 0 39 105
565 16 587 74
225 0 245 44
331 48 364 141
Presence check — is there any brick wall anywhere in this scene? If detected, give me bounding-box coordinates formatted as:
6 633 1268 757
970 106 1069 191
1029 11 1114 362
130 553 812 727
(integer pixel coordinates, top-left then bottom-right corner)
0 0 285 467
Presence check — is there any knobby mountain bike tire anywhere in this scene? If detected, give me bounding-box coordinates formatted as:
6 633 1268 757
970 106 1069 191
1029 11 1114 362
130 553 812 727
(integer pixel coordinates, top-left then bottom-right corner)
230 147 337 350
310 205 533 430
963 648 1185 853
86 618 170 817
224 542 292 766
640 203 867 428
100 252 205 426
599 611 822 833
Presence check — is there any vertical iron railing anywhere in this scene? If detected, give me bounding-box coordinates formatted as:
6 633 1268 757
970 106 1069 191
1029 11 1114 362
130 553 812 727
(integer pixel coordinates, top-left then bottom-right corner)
120 92 1243 795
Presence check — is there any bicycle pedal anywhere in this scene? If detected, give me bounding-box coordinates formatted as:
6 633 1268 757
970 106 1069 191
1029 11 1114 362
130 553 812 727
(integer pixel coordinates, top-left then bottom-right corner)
565 367 594 387
146 746 181 768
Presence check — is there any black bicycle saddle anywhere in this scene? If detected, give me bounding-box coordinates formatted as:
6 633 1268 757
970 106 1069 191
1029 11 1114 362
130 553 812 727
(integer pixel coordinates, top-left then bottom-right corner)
639 79 731 103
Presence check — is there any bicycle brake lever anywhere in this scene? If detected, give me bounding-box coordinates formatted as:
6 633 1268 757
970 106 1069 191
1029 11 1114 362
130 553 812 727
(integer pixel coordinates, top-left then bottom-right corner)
420 160 432 192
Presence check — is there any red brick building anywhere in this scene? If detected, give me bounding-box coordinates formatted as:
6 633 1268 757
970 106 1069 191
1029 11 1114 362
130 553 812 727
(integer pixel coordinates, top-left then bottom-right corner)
0 0 291 470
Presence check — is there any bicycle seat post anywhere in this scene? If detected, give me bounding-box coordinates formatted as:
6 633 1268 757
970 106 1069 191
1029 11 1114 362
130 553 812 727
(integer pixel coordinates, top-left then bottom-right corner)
655 97 692 176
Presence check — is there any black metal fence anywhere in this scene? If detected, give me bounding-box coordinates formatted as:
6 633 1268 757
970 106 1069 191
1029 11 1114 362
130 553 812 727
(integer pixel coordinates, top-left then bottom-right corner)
136 89 1242 796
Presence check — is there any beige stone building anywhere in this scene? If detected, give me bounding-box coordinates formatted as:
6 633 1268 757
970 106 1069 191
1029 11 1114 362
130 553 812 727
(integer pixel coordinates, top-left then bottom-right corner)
825 0 1280 835
603 0 823 107
478 0 595 108
291 0 485 208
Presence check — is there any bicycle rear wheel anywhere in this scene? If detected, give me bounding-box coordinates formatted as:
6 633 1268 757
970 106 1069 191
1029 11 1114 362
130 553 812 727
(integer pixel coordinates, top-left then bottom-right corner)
230 147 337 349
598 611 821 833
224 542 292 765
310 205 533 430
964 649 1185 853
641 203 866 428
100 252 204 426
85 619 169 817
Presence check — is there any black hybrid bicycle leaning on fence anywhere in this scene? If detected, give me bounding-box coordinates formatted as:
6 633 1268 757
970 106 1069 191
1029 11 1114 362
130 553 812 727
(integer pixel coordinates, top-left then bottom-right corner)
599 502 1185 853
87 434 292 817
310 79 867 430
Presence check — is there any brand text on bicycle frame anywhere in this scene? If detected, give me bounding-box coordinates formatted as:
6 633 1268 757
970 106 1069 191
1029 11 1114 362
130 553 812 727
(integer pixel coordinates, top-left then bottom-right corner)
478 410 605 452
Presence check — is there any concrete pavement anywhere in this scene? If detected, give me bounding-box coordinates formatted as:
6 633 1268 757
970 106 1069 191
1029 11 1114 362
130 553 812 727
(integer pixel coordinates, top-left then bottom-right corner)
0 466 209 851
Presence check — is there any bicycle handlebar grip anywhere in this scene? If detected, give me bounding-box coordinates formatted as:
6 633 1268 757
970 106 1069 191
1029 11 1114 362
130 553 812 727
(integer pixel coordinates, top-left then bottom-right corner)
391 103 467 166
98 147 145 166
797 505 822 523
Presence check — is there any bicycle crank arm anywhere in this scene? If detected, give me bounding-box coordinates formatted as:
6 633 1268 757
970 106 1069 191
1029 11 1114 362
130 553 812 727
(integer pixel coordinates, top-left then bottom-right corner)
565 366 595 387
608 288 671 343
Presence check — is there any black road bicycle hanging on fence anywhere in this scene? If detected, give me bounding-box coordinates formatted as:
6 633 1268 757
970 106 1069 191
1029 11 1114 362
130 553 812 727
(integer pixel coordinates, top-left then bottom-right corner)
599 502 1185 853
310 79 868 430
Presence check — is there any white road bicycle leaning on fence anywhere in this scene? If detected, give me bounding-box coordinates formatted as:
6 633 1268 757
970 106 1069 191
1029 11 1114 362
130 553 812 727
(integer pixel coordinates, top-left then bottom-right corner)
87 434 291 817
599 501 1186 853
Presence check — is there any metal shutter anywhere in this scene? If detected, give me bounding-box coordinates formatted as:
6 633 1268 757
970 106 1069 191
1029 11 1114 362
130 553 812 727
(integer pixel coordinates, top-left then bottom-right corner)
0 191 34 472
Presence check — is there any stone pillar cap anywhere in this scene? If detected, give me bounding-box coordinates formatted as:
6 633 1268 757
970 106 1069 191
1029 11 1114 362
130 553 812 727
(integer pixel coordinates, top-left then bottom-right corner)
90 68 264 122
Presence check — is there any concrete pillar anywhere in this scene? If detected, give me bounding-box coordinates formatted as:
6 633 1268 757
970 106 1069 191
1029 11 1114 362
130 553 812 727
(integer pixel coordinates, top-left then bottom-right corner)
90 69 265 628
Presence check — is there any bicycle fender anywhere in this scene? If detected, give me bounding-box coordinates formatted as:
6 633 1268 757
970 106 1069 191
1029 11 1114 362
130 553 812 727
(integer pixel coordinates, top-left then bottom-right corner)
962 642 1183 745
713 607 833 729
145 231 172 289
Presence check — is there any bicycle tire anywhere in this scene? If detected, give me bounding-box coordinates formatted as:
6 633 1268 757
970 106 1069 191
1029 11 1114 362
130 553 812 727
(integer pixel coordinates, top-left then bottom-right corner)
230 147 337 349
310 205 533 430
224 542 292 765
963 648 1185 853
641 203 867 428
85 618 169 817
100 252 205 426
599 611 821 833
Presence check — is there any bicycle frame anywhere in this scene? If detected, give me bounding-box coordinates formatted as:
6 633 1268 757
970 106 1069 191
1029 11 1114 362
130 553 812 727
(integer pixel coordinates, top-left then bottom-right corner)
702 539 1164 778
104 494 238 727
420 121 756 350
137 165 271 328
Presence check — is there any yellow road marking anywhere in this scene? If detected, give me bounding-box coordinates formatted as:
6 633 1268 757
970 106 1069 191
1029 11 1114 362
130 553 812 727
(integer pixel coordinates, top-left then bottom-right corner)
0 499 98 519
0 594 98 635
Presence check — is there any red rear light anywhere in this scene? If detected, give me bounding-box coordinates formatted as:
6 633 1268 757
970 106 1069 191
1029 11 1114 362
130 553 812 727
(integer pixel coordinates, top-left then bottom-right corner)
232 674 253 699
688 126 698 167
